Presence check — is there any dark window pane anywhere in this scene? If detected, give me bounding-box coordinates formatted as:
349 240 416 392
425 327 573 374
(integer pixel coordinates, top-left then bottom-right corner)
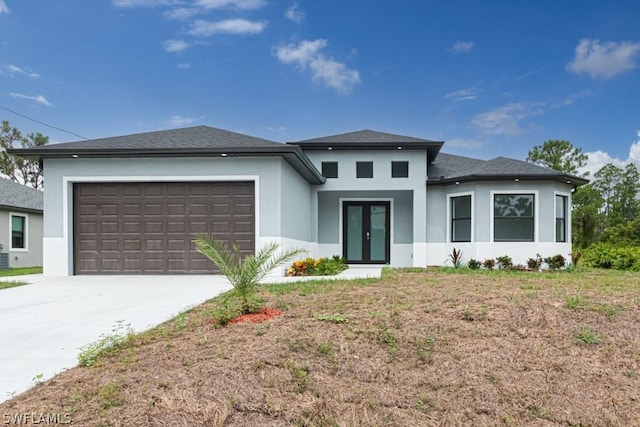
494 194 534 241
11 215 25 249
555 195 567 242
452 219 471 242
391 161 408 178
321 162 338 178
356 161 373 178
452 196 471 219
556 219 566 242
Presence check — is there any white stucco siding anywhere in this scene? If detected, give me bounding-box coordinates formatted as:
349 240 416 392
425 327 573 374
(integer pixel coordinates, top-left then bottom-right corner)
42 156 290 276
425 180 576 266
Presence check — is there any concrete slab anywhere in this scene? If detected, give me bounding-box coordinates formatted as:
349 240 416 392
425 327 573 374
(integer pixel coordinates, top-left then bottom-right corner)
0 275 232 403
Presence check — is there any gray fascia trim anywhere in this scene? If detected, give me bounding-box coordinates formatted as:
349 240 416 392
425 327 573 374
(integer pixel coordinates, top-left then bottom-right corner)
9 145 326 185
0 205 43 214
427 174 589 186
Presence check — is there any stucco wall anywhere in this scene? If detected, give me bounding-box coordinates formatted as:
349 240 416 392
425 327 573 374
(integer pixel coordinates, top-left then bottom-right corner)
42 156 291 275
280 161 312 242
0 209 43 268
425 180 575 265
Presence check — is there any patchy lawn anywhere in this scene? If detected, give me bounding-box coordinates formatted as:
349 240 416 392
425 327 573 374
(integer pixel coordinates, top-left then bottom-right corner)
1 268 639 426
0 280 28 290
0 266 42 277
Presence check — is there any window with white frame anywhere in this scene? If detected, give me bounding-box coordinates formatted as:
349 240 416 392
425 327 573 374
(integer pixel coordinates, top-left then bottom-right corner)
10 213 27 250
494 194 535 241
451 195 471 242
556 194 568 242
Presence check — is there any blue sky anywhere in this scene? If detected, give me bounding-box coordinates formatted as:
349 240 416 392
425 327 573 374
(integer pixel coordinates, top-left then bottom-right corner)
1 0 639 174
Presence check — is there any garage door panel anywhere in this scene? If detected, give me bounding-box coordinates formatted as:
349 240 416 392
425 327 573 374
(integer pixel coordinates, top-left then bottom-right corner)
74 182 254 274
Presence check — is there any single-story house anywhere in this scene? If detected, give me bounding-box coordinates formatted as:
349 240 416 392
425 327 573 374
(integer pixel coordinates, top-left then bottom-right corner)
0 177 43 268
10 126 587 276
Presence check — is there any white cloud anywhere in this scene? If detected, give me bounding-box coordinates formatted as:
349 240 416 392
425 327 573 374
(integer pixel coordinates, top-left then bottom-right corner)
274 39 361 95
189 18 267 36
3 64 40 78
449 41 473 54
567 39 640 79
446 138 484 149
177 62 191 69
0 0 9 14
581 131 640 176
163 7 199 19
194 0 266 10
165 115 199 127
112 0 182 7
471 103 542 135
553 88 593 107
266 125 286 133
163 39 189 52
285 2 304 24
9 92 52 106
443 88 478 101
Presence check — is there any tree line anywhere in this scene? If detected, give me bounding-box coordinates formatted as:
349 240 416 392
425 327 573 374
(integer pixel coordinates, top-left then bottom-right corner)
0 120 48 190
527 140 640 248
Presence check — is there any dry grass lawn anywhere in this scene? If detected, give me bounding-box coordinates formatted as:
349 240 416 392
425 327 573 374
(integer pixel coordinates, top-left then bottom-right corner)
2 268 640 426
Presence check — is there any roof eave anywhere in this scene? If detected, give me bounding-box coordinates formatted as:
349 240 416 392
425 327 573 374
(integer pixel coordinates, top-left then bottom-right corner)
427 174 589 186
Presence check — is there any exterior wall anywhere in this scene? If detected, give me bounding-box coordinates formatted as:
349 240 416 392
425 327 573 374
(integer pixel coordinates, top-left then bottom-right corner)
0 209 43 268
305 149 428 267
425 180 575 265
43 156 290 276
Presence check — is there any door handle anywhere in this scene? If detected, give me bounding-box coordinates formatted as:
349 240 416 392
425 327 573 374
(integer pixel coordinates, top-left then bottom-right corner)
366 231 370 240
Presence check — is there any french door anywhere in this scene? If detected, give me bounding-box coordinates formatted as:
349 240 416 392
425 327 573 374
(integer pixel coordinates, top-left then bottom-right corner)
342 201 390 264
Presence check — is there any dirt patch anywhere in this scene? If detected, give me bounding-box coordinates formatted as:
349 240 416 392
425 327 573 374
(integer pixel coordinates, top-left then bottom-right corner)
1 269 639 426
229 308 284 324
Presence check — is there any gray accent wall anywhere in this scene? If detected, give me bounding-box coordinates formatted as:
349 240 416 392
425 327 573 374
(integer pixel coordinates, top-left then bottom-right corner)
0 210 43 267
42 156 288 239
426 180 575 243
280 161 312 241
317 190 413 244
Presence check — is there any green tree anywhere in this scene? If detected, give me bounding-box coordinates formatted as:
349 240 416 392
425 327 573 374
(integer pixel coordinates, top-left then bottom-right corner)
591 163 640 230
0 121 48 189
571 184 603 248
526 140 588 176
193 235 304 314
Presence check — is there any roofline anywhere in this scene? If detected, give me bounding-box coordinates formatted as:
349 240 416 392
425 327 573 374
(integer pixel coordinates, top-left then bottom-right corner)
286 141 444 163
427 174 589 187
0 205 43 214
8 146 326 185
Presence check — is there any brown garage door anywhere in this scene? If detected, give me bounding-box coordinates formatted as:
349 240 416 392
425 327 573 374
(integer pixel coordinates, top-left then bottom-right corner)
73 182 254 274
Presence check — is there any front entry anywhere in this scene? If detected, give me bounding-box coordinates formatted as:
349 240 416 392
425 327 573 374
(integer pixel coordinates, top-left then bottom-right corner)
343 201 390 264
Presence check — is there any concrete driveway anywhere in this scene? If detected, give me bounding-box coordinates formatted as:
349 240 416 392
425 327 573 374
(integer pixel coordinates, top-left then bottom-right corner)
0 274 232 403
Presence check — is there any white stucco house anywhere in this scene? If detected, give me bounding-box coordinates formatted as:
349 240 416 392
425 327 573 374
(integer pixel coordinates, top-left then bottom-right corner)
10 126 587 276
0 178 43 268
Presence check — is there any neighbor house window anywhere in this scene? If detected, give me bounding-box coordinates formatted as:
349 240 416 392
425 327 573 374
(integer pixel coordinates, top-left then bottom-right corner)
391 161 409 178
10 213 27 250
556 195 568 242
322 161 338 178
451 195 472 242
356 161 373 178
494 194 535 241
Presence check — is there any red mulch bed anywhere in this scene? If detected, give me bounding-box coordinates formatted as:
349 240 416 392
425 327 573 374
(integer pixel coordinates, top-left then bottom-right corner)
228 308 284 324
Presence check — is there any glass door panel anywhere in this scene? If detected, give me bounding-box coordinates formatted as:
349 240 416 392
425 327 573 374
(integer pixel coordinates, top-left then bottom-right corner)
369 205 387 262
346 205 363 261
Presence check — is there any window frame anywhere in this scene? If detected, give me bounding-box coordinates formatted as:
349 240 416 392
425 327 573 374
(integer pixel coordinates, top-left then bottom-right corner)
9 212 28 252
491 191 538 243
321 161 339 179
448 192 473 243
391 161 409 178
356 161 374 179
555 192 570 243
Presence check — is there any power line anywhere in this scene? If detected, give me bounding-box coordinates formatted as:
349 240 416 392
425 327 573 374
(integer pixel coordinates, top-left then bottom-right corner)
0 105 88 140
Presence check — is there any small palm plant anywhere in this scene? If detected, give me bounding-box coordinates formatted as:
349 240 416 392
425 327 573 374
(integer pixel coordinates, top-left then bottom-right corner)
193 233 304 314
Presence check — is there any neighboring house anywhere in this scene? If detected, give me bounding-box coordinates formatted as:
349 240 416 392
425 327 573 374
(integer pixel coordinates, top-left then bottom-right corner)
0 178 43 268
10 126 587 276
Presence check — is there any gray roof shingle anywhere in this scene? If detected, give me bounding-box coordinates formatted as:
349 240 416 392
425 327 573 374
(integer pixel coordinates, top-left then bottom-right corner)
290 129 442 145
428 153 588 185
0 178 43 212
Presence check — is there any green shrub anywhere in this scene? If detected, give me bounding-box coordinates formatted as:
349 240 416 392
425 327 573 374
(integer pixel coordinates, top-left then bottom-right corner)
468 259 482 269
582 244 640 271
496 255 513 270
483 258 495 270
544 254 566 270
286 255 347 277
527 254 543 270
